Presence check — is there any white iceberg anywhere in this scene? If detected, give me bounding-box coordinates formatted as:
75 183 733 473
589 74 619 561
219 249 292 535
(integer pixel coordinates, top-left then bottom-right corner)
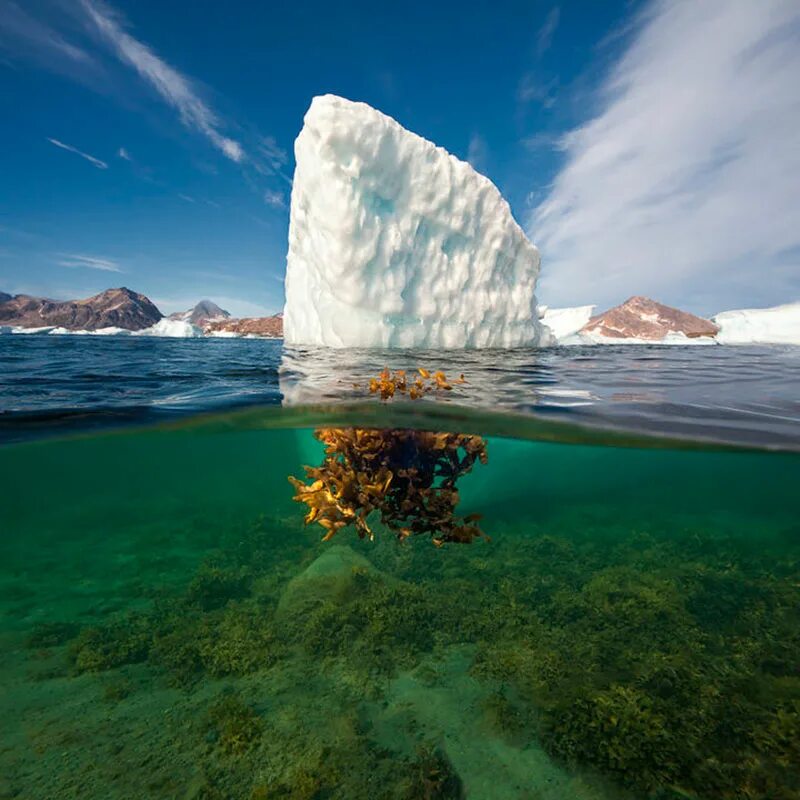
9 325 55 335
135 318 202 338
47 326 131 336
712 302 800 345
284 95 549 349
576 330 716 346
541 305 595 343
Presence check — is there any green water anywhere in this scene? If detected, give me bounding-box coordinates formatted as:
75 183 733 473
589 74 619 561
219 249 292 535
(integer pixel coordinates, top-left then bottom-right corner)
1 410 799 800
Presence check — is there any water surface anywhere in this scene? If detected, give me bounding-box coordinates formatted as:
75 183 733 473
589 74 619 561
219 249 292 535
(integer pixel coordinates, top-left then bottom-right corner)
1 339 799 799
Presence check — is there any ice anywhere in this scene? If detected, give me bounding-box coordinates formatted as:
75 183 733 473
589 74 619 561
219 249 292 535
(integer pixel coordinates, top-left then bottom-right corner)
9 326 55 334
135 318 202 338
712 302 800 345
576 330 716 346
541 305 595 343
48 326 131 336
284 95 549 349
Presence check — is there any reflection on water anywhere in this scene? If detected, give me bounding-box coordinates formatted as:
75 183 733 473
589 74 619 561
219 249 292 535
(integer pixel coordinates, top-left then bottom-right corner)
1 414 799 799
3 336 798 448
278 344 800 448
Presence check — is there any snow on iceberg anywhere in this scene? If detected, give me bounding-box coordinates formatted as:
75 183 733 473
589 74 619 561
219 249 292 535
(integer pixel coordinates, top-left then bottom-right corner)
541 305 595 343
712 302 800 345
135 318 202 338
284 95 549 349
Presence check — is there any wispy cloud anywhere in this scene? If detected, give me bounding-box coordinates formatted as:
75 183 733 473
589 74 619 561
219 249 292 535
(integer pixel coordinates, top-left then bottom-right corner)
259 136 287 171
263 189 286 209
79 0 244 162
47 137 108 169
531 0 800 313
58 253 121 272
516 73 558 108
117 146 131 160
536 7 560 57
0 1 93 67
466 133 488 174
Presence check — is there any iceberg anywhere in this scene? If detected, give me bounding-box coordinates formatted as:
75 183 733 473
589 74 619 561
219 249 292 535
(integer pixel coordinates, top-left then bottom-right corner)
712 302 800 345
47 326 131 336
541 305 596 343
135 318 202 338
284 95 549 349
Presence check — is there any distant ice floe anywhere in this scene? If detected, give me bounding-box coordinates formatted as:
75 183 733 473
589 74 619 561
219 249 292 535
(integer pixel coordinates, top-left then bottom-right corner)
204 329 243 339
284 94 548 349
540 305 595 342
712 302 800 345
48 326 131 336
7 325 56 335
134 318 202 338
572 330 717 346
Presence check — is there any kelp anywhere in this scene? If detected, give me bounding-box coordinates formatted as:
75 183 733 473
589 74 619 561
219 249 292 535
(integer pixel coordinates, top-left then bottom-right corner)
289 370 487 546
365 366 465 400
289 427 487 545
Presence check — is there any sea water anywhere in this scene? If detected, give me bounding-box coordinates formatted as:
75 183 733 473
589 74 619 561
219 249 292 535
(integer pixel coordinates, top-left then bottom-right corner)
1 339 799 799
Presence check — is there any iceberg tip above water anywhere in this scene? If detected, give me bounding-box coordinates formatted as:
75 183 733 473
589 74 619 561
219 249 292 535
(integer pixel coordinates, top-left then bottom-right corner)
712 302 800 345
135 318 202 338
283 94 548 349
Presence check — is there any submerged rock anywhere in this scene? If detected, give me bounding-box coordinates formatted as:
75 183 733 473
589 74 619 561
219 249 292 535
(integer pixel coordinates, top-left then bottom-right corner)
277 544 385 616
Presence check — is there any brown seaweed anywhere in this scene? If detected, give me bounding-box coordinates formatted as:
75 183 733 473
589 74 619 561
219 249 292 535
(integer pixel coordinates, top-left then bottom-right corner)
289 370 487 546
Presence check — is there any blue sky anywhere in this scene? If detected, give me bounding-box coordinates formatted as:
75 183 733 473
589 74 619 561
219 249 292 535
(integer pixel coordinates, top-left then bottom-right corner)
1 0 798 316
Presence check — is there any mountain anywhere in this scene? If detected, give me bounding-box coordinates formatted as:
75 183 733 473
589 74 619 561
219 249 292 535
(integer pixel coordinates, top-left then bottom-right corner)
0 287 162 331
0 291 11 304
204 315 283 338
581 296 718 340
169 300 230 327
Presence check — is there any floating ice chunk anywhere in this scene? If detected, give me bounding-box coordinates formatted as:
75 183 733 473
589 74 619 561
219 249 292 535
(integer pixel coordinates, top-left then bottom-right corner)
541 305 596 343
284 95 549 349
10 325 55 334
135 318 202 338
575 330 717 346
712 302 800 345
47 326 131 336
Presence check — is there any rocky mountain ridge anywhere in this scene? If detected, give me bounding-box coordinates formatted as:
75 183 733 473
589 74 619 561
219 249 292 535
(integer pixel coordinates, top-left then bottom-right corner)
0 288 162 331
203 315 283 338
0 290 284 337
581 296 719 340
169 300 231 327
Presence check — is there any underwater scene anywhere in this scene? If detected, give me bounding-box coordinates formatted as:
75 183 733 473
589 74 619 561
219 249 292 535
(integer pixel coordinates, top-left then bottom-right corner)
2 373 799 800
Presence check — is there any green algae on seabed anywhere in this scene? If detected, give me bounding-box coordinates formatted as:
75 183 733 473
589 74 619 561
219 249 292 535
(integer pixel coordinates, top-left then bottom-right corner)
0 417 799 799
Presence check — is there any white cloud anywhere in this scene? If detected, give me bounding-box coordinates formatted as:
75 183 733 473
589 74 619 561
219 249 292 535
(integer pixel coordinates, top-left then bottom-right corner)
0 2 93 67
259 136 287 170
263 189 285 209
117 146 131 160
466 133 488 173
536 7 560 57
57 253 121 272
516 73 558 108
80 0 244 162
530 0 800 313
47 137 108 169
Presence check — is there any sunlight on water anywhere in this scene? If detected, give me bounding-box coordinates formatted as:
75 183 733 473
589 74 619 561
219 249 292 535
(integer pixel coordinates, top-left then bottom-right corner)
1 409 798 799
